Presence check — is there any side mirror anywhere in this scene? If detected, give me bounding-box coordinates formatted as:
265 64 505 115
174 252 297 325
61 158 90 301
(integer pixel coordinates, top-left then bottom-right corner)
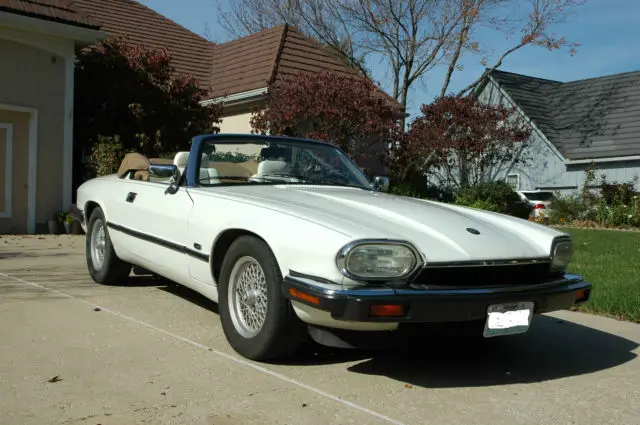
372 176 390 192
149 164 181 194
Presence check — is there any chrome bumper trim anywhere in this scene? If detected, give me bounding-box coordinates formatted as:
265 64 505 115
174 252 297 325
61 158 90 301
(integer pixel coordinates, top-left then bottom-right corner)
284 272 587 297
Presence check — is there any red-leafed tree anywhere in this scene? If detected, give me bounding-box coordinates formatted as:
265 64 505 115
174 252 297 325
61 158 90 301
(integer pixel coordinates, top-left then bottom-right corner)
250 70 405 175
74 35 222 164
394 95 532 190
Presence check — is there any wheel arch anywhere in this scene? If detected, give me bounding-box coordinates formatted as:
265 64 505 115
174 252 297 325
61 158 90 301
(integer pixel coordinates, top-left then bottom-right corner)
84 200 101 224
210 228 271 283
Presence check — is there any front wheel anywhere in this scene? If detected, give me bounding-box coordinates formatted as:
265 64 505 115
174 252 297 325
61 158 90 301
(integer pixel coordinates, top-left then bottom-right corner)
85 207 132 285
218 236 308 361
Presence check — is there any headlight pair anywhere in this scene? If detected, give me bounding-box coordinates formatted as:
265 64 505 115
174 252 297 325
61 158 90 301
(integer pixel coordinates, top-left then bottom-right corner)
336 240 421 280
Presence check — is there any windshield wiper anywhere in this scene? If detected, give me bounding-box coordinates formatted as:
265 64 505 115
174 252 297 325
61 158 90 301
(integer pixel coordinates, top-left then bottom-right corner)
259 174 369 190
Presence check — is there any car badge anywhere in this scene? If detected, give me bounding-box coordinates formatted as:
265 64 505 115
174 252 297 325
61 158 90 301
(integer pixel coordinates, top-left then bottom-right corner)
466 227 480 235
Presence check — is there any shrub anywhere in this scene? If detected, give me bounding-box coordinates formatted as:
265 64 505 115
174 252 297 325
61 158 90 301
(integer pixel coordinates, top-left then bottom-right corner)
549 169 640 228
89 135 126 177
454 181 531 219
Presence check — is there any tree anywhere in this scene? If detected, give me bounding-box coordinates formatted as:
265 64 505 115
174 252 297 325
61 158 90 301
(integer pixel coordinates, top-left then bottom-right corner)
74 35 222 164
395 94 532 190
250 70 405 175
216 0 585 111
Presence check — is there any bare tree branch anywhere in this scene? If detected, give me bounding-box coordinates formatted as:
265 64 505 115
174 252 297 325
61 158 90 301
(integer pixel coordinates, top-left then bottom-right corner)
216 0 585 110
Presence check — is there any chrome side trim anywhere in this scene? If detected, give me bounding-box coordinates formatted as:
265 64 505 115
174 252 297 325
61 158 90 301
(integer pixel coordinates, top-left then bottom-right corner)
335 239 424 282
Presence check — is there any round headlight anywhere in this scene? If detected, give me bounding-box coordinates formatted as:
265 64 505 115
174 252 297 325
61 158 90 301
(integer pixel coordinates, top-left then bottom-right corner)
337 242 419 280
551 239 573 272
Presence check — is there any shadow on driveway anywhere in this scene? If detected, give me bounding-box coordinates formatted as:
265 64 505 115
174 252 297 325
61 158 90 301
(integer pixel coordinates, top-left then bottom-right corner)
344 316 639 388
133 275 640 388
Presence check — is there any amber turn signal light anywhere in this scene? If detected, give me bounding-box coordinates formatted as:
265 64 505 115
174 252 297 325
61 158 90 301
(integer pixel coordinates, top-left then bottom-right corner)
288 288 321 305
369 304 405 317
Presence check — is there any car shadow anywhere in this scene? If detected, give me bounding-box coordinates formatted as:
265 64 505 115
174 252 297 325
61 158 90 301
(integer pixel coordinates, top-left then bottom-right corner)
155 280 220 314
343 315 639 388
133 278 638 387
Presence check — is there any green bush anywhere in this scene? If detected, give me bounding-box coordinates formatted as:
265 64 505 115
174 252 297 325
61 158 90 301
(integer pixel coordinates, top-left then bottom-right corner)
549 168 640 228
549 194 595 222
454 181 531 219
89 135 125 177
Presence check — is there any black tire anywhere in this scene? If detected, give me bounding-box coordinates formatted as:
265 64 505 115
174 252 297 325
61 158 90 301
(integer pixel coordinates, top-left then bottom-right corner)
218 235 309 361
85 206 132 285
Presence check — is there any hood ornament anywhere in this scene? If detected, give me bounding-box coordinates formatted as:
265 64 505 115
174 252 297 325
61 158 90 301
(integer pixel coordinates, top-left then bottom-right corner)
466 227 480 235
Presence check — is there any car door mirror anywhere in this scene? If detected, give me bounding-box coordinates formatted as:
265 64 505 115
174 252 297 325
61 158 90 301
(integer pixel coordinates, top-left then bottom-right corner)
149 164 181 194
372 176 390 192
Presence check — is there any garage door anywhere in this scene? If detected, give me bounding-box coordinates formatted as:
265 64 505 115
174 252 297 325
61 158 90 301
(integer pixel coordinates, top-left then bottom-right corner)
0 110 29 234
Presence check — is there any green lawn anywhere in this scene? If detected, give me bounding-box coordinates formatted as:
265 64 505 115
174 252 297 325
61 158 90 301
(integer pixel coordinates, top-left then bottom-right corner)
560 227 640 323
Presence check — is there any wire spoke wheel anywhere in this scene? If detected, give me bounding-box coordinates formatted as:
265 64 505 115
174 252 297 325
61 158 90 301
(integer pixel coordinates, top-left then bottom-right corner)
90 218 106 271
228 256 269 338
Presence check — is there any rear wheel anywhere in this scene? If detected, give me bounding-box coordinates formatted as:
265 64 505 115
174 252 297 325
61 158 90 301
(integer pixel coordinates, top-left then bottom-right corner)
218 236 308 361
85 207 132 285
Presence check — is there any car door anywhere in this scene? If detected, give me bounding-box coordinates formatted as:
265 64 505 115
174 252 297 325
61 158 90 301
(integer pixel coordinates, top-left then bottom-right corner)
114 177 194 282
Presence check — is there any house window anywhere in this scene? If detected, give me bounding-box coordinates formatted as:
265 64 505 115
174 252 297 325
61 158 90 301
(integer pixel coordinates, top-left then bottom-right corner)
506 174 519 190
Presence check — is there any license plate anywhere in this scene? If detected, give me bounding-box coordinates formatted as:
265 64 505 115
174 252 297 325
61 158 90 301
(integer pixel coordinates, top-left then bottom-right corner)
483 301 534 338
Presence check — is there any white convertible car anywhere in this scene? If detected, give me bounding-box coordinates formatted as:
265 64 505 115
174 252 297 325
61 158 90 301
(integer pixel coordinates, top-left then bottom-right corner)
76 134 592 361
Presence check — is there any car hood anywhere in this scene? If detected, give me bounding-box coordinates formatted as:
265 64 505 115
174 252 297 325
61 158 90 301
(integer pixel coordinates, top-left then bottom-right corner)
198 185 562 263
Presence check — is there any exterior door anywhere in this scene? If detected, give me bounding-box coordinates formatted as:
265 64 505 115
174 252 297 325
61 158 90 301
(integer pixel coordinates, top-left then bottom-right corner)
110 177 194 283
0 110 29 234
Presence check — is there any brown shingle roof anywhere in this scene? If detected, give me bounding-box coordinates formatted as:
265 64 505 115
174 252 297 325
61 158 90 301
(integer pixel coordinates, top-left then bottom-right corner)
0 0 99 28
209 24 402 111
72 0 213 89
209 24 284 99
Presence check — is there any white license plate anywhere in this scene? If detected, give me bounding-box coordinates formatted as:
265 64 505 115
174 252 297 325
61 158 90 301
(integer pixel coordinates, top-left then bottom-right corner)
483 301 534 338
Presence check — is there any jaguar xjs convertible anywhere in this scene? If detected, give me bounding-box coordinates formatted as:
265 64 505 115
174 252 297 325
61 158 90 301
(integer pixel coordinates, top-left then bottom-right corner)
75 133 592 361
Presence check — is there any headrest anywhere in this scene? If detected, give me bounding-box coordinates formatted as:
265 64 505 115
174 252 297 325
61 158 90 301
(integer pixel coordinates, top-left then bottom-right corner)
173 151 190 167
260 146 291 161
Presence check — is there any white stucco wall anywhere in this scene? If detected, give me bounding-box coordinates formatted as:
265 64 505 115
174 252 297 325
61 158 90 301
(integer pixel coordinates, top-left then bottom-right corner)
218 111 254 134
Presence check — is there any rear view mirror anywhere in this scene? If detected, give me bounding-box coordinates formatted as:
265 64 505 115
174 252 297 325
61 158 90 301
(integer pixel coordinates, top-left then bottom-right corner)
149 164 181 194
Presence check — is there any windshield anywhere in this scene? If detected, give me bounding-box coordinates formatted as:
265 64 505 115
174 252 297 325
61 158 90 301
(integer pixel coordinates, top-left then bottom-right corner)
195 137 373 189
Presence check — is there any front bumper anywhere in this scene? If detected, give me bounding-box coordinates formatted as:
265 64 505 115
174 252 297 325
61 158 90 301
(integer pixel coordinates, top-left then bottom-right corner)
282 272 591 324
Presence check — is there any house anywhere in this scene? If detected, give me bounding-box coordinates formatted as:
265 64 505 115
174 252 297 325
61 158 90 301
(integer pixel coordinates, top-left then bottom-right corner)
475 69 640 195
0 0 106 234
203 24 402 133
0 0 399 234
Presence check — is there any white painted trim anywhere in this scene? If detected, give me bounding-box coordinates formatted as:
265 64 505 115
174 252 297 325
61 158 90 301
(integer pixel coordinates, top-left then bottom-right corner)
28 110 38 234
486 76 566 162
506 173 520 191
564 155 640 165
0 123 13 218
62 54 74 209
0 11 108 45
0 104 38 233
200 87 267 106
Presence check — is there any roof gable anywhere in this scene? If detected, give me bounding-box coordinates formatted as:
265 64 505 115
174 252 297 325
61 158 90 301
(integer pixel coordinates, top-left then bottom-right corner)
0 0 99 29
209 24 284 99
72 0 213 88
208 24 402 111
487 69 640 160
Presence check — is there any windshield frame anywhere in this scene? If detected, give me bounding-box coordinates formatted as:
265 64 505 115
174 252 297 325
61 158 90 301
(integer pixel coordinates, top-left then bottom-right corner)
185 134 375 190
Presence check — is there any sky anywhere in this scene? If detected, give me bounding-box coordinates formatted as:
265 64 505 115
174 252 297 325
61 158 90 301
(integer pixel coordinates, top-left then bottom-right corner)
138 0 640 118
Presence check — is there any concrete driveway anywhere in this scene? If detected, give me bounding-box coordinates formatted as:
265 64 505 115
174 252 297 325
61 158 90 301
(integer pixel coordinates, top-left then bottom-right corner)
1 235 639 425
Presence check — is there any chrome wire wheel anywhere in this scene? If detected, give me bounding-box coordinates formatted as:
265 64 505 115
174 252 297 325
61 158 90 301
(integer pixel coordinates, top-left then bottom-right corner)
90 218 106 271
228 256 269 338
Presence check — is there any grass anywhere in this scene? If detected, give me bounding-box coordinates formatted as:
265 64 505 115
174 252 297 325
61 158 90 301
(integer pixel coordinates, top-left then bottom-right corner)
559 227 640 323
